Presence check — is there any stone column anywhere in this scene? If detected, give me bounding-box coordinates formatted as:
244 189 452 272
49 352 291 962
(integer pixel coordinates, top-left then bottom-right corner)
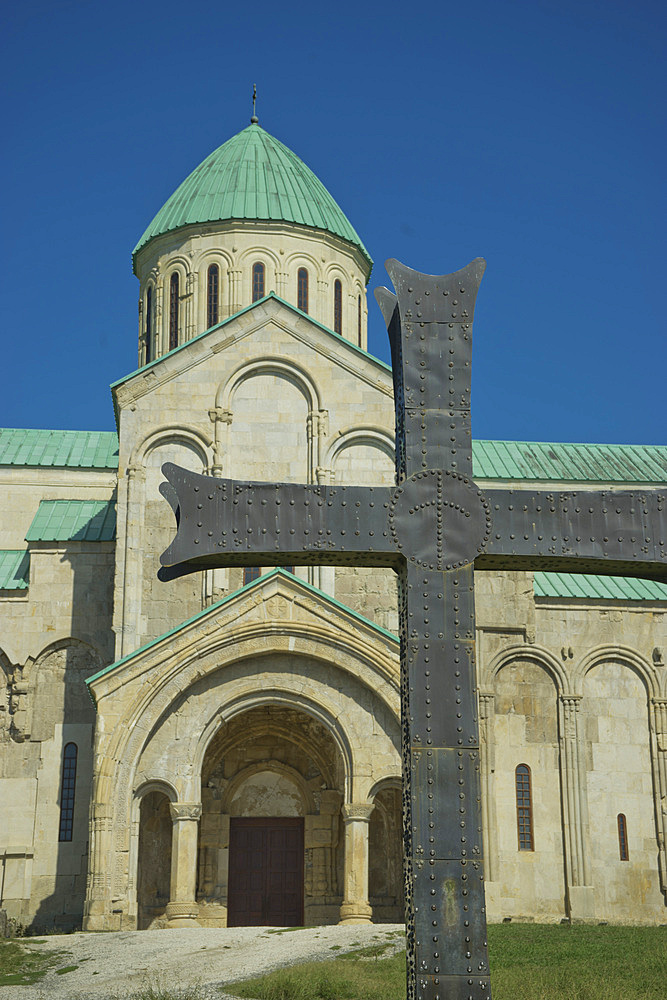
275 269 288 298
227 268 242 316
339 803 373 924
185 270 197 340
559 694 594 919
83 804 114 930
166 803 202 927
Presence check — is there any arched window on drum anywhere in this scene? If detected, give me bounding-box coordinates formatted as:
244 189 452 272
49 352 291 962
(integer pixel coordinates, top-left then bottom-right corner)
252 262 265 302
145 287 153 363
169 272 179 350
334 280 342 335
207 264 220 328
297 268 308 313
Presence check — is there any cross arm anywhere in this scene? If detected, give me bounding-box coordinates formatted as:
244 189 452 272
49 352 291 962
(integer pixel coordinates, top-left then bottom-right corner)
158 463 396 580
478 487 667 581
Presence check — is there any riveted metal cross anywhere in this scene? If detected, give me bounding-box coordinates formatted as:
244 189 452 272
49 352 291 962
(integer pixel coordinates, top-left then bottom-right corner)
160 259 667 1000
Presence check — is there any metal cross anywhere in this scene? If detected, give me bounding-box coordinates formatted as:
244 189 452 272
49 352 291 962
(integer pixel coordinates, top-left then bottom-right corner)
159 259 667 1000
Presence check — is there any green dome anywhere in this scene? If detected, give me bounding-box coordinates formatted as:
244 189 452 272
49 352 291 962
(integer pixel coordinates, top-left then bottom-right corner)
133 124 372 269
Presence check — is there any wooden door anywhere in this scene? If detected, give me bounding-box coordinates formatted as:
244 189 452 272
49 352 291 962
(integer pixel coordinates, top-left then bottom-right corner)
227 817 304 926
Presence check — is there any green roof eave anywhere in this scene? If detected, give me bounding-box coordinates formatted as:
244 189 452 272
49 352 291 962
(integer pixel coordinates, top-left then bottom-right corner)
26 499 117 542
0 550 30 590
110 292 392 398
0 429 118 470
86 568 398 688
132 124 372 271
534 571 667 602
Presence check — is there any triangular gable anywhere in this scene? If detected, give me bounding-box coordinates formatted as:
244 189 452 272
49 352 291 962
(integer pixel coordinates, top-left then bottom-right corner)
87 568 398 695
110 293 392 420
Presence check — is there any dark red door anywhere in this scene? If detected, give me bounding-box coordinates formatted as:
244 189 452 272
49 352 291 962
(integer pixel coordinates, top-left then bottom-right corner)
227 817 304 927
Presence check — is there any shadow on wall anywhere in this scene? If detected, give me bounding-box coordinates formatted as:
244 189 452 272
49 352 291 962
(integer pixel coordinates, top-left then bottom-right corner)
28 638 100 933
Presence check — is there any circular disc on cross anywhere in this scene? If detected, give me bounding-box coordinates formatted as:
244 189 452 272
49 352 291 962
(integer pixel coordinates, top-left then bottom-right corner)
389 469 492 570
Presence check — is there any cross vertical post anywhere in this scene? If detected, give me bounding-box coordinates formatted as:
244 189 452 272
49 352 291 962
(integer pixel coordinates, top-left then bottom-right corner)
378 260 491 999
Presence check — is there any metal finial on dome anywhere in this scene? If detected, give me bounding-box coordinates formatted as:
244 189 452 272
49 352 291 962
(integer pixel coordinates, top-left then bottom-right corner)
251 84 258 124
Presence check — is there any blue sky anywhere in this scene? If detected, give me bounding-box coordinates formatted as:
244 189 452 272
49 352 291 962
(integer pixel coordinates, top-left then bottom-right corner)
2 0 665 445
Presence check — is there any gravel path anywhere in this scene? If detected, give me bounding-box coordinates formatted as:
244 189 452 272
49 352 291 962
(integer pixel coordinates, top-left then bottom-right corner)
6 923 405 1000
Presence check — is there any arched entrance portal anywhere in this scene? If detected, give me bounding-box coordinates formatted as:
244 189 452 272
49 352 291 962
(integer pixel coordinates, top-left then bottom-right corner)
197 705 346 927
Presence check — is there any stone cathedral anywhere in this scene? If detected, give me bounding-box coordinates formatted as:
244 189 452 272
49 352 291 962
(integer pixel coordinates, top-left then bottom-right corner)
1 120 665 934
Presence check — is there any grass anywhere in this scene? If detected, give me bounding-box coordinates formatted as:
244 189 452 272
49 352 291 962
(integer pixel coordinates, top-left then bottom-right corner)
0 938 72 986
0 925 664 999
232 924 667 1000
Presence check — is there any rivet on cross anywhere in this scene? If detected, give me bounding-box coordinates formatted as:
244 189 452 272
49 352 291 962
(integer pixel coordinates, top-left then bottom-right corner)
160 259 667 1000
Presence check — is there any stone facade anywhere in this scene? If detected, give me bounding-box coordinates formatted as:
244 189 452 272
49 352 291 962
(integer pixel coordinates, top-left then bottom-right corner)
1 123 665 933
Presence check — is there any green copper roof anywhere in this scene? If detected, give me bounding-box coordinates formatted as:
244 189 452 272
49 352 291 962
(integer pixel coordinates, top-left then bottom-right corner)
26 500 116 542
534 571 667 601
1 426 664 489
133 124 372 268
472 440 667 483
0 550 30 590
0 429 118 469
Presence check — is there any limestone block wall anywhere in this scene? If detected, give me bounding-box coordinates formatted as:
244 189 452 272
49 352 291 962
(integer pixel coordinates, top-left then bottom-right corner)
477 574 667 925
134 220 371 362
0 467 115 929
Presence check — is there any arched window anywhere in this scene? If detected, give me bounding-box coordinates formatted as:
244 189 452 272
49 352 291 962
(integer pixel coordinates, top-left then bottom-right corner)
617 813 629 860
281 566 294 575
145 287 153 364
243 566 261 585
357 294 362 346
252 262 265 302
297 268 309 313
169 272 179 350
515 764 534 851
58 742 78 842
207 264 220 328
334 279 342 335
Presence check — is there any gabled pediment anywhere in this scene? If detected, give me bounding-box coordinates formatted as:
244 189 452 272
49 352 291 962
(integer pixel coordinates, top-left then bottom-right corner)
87 569 399 706
112 294 393 415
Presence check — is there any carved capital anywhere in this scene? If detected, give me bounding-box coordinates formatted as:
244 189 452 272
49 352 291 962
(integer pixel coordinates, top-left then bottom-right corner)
478 692 495 719
560 695 582 740
208 407 233 425
341 803 374 824
127 464 145 482
315 466 333 485
169 802 202 823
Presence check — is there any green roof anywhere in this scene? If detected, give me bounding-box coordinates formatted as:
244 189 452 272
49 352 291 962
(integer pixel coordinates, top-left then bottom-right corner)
472 440 667 483
534 571 667 601
133 123 372 269
0 427 663 489
0 429 118 469
0 550 29 590
26 500 116 542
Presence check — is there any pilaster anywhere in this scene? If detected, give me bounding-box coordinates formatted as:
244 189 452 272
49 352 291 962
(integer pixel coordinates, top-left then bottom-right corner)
650 698 667 896
559 694 594 919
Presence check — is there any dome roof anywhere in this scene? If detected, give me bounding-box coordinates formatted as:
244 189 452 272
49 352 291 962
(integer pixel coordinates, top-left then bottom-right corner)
133 123 372 269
